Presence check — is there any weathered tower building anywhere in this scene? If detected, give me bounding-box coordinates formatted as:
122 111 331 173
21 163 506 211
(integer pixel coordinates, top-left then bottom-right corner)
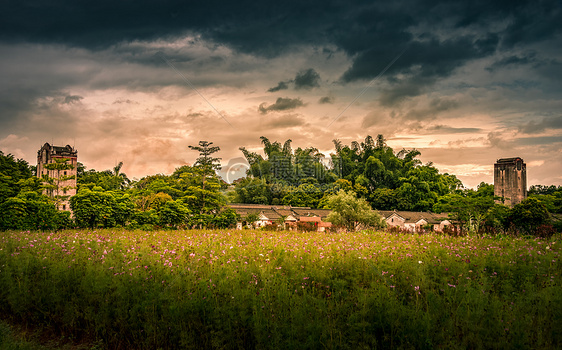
494 157 526 207
37 143 78 212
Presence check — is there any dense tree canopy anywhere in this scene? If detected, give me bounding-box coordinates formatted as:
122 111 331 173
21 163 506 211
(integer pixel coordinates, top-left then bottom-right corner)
325 190 386 231
507 198 552 235
433 182 498 234
234 135 463 212
0 151 35 203
0 144 238 231
1 137 561 235
0 151 70 230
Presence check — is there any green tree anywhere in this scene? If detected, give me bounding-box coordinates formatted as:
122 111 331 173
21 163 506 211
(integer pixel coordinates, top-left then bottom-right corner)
325 190 385 231
239 137 335 190
211 207 239 229
483 203 510 234
527 185 562 214
180 166 226 216
0 151 34 203
188 141 223 215
112 193 135 226
434 183 497 234
244 212 260 229
231 177 272 204
433 193 471 232
528 185 561 195
111 161 131 190
328 136 462 211
281 183 322 208
78 163 131 191
71 187 133 228
369 187 400 210
0 191 71 231
159 200 190 228
0 151 66 231
189 141 221 170
507 197 551 235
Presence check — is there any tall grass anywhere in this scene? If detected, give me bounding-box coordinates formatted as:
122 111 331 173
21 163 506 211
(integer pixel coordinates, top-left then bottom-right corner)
0 229 560 349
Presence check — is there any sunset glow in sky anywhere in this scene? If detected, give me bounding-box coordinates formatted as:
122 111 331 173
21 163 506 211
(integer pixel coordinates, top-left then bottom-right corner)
1 0 561 188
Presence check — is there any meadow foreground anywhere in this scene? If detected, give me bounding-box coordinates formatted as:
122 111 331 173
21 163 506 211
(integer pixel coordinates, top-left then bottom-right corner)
0 229 560 349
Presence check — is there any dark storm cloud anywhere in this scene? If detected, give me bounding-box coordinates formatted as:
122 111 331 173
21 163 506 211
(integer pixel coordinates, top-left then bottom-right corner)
113 98 139 105
3 1 557 56
500 0 562 48
63 95 83 104
347 35 500 105
402 98 459 121
0 88 37 129
0 0 339 54
1 0 560 109
518 135 562 145
519 116 562 134
318 96 335 104
294 69 321 90
486 52 538 71
426 125 482 134
258 97 304 114
0 88 85 131
268 68 321 92
267 81 289 92
332 0 559 102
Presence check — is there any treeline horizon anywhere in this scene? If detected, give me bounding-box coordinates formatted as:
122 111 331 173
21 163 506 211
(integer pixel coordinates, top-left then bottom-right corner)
1 135 561 233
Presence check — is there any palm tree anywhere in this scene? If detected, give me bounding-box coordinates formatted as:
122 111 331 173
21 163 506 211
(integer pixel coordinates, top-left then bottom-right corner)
112 161 130 190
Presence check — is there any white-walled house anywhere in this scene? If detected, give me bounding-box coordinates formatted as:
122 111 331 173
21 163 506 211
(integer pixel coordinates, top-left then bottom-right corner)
229 204 451 233
379 210 452 232
229 204 331 231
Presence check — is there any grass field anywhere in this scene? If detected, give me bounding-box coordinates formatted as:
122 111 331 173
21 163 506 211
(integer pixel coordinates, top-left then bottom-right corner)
0 229 561 349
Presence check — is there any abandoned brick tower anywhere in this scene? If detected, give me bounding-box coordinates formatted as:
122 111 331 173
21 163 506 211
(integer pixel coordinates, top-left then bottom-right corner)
494 157 527 207
37 143 78 212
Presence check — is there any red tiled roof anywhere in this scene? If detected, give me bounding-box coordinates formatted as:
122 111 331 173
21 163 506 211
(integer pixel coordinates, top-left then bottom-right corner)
299 216 321 222
380 210 451 224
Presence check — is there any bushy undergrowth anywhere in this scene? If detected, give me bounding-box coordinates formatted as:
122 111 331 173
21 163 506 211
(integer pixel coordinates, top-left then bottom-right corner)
0 229 560 349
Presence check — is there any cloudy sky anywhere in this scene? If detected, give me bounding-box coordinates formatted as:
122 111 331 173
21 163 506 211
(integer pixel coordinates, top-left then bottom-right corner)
1 0 561 188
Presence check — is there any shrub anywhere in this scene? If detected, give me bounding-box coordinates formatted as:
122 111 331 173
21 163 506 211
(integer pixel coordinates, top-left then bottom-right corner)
261 223 279 231
507 198 551 235
296 221 317 232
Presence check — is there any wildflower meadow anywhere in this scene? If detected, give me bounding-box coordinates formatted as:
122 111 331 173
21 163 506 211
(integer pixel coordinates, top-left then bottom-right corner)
0 229 560 349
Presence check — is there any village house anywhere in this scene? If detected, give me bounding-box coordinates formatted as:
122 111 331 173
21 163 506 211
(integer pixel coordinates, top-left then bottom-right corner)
229 204 454 233
229 204 332 231
379 210 452 232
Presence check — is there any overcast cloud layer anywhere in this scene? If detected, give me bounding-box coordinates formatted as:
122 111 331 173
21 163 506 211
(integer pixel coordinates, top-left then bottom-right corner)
1 0 561 188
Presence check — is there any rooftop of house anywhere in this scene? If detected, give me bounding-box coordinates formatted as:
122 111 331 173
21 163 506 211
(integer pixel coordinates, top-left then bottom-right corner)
291 208 332 219
38 143 77 158
379 210 451 224
229 204 452 224
496 157 524 164
274 208 297 217
261 209 282 220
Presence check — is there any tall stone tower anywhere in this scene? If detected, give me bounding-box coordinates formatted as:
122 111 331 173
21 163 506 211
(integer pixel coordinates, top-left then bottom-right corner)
494 157 527 207
37 143 78 212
